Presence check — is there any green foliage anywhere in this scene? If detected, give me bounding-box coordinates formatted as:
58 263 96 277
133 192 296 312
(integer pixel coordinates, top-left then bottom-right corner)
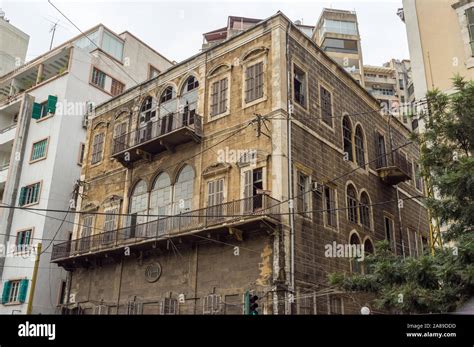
329 77 474 314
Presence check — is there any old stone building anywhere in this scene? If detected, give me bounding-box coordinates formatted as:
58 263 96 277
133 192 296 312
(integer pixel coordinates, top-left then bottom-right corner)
51 12 429 315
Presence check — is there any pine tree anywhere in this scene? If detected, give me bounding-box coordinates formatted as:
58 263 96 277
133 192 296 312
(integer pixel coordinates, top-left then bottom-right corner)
329 76 474 314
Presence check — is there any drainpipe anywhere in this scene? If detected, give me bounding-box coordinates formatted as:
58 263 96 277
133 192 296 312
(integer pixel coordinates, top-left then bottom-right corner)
285 21 295 315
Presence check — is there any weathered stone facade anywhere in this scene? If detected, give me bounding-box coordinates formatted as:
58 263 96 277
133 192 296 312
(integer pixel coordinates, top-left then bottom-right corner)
52 13 429 315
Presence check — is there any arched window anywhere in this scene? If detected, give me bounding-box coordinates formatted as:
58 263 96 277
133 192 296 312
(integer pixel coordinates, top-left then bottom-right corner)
342 116 353 161
159 86 177 115
355 125 365 167
129 180 148 237
139 96 156 124
350 233 362 273
359 191 371 229
364 239 374 274
346 184 358 223
180 76 199 127
149 173 172 221
159 86 177 134
173 165 195 214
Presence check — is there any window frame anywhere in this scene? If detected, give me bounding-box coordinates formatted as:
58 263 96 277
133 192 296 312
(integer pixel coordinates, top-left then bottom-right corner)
383 213 396 253
296 171 311 218
292 62 308 110
19 181 42 207
359 190 372 230
354 124 366 169
15 227 34 254
346 183 358 224
323 185 338 230
319 82 334 130
29 137 50 163
91 132 105 165
209 77 229 119
242 56 267 108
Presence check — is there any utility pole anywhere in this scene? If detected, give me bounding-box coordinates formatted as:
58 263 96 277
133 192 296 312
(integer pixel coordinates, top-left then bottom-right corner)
26 242 42 314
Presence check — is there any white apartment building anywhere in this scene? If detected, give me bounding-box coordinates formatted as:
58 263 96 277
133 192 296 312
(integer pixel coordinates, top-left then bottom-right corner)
0 10 29 76
0 24 173 314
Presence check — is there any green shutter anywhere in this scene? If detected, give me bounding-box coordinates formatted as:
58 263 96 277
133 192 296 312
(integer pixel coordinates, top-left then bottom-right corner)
18 279 29 303
18 187 27 206
32 103 42 119
1 281 11 304
47 95 58 114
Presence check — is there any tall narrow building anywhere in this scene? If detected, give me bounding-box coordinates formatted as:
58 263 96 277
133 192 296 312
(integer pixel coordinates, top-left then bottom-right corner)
0 25 173 314
313 8 365 86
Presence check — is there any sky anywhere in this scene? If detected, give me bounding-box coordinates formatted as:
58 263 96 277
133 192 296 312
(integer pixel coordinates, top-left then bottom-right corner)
1 0 410 66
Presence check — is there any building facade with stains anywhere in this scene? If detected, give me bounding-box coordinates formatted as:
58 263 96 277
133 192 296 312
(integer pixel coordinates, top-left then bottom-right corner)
51 12 429 315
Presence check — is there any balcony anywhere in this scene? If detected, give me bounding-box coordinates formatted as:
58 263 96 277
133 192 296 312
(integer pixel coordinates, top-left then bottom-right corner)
112 111 202 164
375 150 412 185
51 194 281 264
0 163 8 184
0 124 16 145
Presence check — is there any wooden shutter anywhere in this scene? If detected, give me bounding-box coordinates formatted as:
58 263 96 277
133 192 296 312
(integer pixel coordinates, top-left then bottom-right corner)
1 281 11 304
211 81 219 116
47 95 58 114
219 78 228 113
245 65 254 102
32 103 42 119
18 279 29 303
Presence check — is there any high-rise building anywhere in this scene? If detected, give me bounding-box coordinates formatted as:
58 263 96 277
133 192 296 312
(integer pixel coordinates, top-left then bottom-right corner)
0 24 173 314
400 0 474 103
313 8 365 86
0 10 29 76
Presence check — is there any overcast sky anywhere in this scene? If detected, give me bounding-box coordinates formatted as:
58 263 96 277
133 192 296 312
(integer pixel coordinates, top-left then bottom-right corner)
1 0 409 66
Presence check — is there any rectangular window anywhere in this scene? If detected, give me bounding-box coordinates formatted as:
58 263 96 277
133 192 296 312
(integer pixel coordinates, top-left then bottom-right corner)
467 7 474 56
293 65 306 107
414 163 423 192
127 301 143 315
30 138 48 162
58 280 67 305
81 215 94 238
375 132 387 168
329 296 343 314
78 143 85 166
399 79 404 90
245 62 264 103
91 67 106 89
243 168 263 212
203 294 221 315
161 298 177 315
384 216 395 251
1 279 28 304
322 38 358 53
110 79 125 96
16 229 32 251
324 186 337 228
297 172 310 216
102 31 124 61
207 179 224 218
19 182 41 206
210 78 228 116
320 85 333 126
91 133 105 164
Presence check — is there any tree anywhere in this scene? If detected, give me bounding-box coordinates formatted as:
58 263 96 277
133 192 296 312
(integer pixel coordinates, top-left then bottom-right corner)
329 76 474 314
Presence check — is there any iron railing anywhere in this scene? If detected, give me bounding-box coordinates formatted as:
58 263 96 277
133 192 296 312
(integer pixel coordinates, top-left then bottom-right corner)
375 149 412 179
112 110 202 155
51 194 280 261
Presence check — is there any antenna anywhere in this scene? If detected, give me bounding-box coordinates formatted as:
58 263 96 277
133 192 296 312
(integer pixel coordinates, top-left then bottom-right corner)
49 21 59 50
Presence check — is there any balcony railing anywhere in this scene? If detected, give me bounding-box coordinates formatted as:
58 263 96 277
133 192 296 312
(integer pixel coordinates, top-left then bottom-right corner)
51 194 281 262
375 149 412 185
112 110 202 163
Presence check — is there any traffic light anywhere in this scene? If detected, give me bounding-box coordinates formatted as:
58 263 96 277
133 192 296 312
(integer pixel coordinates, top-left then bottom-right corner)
249 294 259 315
245 290 259 315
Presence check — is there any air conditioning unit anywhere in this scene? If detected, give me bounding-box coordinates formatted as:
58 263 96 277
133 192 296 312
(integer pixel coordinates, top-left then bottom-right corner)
82 114 89 129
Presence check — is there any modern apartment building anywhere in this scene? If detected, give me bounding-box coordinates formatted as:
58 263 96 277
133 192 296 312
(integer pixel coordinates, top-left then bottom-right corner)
400 0 474 110
0 10 29 76
0 25 172 314
313 8 365 86
50 12 429 315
